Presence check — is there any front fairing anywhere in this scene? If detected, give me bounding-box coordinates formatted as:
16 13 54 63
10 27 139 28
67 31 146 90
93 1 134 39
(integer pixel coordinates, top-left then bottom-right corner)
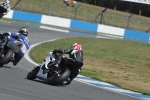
37 52 56 80
6 40 23 53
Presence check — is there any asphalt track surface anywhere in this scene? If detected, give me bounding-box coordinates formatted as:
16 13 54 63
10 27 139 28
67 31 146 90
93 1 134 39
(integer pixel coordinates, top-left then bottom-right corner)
0 22 140 100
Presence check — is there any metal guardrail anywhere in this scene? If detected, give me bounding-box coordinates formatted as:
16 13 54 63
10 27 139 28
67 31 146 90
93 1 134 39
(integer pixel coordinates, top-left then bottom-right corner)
0 0 150 33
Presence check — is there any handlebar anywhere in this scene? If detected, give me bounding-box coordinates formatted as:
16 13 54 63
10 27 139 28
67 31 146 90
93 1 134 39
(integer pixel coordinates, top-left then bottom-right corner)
0 35 9 45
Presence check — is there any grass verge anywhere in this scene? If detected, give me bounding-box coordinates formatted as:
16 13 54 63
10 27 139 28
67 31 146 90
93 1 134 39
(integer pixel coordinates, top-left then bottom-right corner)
30 37 150 95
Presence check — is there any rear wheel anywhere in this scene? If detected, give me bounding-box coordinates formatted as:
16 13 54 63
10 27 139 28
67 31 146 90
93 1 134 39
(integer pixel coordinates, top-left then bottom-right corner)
27 66 40 80
47 68 70 85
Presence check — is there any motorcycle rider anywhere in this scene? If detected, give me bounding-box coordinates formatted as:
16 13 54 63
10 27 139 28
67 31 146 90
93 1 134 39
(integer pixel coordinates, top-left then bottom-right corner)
0 0 11 18
1 27 30 66
52 43 84 85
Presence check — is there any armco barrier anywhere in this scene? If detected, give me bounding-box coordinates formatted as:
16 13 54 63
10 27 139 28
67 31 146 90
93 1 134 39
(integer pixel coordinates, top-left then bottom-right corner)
124 29 150 42
3 10 150 42
97 24 125 37
12 11 42 23
70 19 98 32
41 15 71 28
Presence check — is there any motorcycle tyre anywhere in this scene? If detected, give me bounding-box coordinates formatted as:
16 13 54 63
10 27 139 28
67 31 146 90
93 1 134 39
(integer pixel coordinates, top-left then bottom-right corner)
47 68 70 85
0 49 13 67
27 66 40 80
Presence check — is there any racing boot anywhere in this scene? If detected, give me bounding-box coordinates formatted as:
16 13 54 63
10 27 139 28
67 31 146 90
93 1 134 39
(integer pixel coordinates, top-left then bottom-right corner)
62 78 71 85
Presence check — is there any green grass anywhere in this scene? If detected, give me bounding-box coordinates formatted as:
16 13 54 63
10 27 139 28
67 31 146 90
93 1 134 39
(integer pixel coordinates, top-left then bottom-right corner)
31 37 150 95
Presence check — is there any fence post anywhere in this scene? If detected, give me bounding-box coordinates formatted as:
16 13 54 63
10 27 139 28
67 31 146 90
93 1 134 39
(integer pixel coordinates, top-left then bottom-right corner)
84 10 87 21
12 0 21 10
92 8 107 23
49 0 55 15
127 14 133 29
92 11 101 23
40 2 44 14
146 27 150 33
100 8 107 24
30 0 34 12
20 0 23 11
74 5 80 19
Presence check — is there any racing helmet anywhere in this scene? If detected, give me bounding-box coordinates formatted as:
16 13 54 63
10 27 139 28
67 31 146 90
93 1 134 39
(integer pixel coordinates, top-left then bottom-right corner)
6 0 10 3
18 27 28 36
72 43 82 50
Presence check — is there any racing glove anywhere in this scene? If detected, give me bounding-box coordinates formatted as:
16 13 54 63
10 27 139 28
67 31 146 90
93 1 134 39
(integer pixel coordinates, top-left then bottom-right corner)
53 49 64 54
2 32 11 38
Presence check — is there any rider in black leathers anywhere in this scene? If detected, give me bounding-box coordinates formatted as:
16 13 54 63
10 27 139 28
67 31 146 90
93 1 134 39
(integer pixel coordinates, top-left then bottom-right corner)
0 0 11 18
53 43 84 85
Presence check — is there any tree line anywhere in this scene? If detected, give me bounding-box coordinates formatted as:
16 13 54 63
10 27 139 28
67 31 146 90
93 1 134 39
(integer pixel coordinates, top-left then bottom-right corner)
75 0 150 17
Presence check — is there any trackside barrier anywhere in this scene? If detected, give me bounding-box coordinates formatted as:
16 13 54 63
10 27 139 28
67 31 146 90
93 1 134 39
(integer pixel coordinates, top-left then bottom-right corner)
3 10 150 43
125 30 150 43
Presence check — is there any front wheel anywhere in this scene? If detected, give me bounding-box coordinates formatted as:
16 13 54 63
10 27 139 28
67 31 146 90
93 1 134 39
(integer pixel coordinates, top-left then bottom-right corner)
0 49 13 67
27 66 40 80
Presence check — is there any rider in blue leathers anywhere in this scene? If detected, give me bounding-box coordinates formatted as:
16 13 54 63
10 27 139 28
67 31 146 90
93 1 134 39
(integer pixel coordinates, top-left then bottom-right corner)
2 27 30 66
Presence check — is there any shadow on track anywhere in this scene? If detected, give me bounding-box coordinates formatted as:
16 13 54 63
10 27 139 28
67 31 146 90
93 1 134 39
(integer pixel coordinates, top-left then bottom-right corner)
24 78 67 87
0 65 12 68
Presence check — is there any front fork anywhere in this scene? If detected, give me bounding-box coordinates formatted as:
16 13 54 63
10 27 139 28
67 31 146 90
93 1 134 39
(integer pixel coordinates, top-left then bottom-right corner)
0 47 5 58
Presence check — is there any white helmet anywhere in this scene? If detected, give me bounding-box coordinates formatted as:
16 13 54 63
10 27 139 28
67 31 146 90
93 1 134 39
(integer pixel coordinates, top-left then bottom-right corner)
6 0 10 3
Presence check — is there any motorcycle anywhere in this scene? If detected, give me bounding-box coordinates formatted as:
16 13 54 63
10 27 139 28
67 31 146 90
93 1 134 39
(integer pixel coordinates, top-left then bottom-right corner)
0 35 23 66
0 13 4 18
0 6 7 18
27 52 70 85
